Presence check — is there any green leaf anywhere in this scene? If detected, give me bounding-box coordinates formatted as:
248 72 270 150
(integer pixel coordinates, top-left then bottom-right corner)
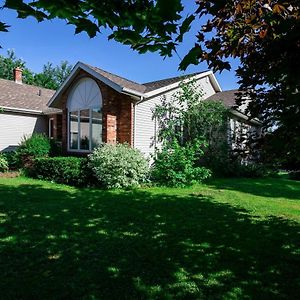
0 22 10 33
69 18 99 38
179 45 202 71
176 15 195 43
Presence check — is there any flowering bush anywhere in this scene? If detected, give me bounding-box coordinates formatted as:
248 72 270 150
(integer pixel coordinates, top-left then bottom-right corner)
89 143 149 189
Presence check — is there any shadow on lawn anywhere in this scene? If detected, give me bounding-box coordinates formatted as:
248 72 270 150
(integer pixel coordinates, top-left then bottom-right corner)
208 177 300 200
0 183 300 299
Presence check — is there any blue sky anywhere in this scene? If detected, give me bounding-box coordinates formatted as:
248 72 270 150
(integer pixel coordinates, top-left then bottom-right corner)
0 3 239 90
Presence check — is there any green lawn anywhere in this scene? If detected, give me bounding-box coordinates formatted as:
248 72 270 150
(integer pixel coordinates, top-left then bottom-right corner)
0 176 299 299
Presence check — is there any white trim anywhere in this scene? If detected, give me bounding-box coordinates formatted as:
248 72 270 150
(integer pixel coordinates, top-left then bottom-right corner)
122 87 144 99
143 71 222 99
48 62 129 108
67 108 103 152
0 106 43 115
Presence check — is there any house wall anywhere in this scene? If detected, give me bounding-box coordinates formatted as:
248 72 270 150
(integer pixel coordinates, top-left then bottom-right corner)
0 112 47 152
134 76 217 157
58 70 133 154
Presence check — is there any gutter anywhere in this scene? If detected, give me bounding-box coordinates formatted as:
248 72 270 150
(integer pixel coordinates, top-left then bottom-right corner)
0 106 43 115
122 87 145 100
230 109 262 126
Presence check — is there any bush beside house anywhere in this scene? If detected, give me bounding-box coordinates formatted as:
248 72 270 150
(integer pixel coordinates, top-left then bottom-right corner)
29 157 92 186
89 143 149 189
151 139 211 187
0 154 8 172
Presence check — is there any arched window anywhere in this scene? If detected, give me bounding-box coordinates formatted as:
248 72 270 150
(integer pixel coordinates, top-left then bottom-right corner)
67 78 102 151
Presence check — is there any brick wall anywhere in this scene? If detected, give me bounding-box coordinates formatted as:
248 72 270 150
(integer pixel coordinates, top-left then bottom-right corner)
57 70 133 154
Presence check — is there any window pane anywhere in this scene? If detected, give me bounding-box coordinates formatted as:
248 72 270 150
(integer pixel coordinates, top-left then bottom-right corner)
80 109 90 150
91 108 102 149
70 111 78 149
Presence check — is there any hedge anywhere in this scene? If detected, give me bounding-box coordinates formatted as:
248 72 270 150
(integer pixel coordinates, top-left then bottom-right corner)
28 157 95 186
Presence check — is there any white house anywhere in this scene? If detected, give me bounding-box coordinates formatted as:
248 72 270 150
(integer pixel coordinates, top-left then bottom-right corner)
0 63 261 155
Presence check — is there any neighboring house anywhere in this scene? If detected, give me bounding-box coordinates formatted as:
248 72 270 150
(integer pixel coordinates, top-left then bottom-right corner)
0 68 59 151
206 90 262 147
0 63 261 156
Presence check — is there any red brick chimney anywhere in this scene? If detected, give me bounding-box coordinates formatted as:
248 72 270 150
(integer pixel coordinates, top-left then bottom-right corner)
13 67 23 84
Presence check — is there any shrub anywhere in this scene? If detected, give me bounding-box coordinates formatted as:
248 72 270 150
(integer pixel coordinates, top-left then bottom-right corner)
0 154 9 172
89 143 149 189
217 159 274 178
1 151 19 170
28 157 93 186
151 140 211 187
289 171 300 181
49 139 62 157
16 134 51 167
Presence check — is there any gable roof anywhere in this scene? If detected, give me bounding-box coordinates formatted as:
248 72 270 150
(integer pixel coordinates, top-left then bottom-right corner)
85 63 147 94
48 62 221 108
143 71 208 92
205 89 241 108
0 78 57 114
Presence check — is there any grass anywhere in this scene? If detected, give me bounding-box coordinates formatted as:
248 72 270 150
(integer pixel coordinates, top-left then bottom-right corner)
0 176 299 299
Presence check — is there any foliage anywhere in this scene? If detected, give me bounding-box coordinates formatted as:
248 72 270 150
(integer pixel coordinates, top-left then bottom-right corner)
0 176 300 298
0 49 35 84
16 133 50 167
225 160 275 179
260 128 300 171
0 50 72 90
2 0 184 57
154 80 228 144
49 139 62 157
154 80 233 176
27 156 92 186
17 133 50 158
153 79 204 144
0 151 19 170
289 171 300 181
89 143 149 189
151 139 211 187
0 153 9 172
33 61 73 90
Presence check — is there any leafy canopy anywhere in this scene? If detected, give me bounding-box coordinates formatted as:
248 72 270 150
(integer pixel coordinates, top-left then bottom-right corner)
0 50 72 90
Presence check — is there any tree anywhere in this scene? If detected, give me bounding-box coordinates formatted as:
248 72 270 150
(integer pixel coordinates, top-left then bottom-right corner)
0 49 34 84
153 80 230 174
153 80 228 148
33 61 73 90
0 50 72 89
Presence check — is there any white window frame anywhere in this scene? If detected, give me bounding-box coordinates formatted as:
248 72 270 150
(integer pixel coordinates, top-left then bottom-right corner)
68 108 102 153
67 77 103 153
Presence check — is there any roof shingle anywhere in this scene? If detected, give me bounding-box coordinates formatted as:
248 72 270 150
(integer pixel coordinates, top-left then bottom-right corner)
83 63 147 94
0 78 57 113
205 89 242 108
143 71 208 92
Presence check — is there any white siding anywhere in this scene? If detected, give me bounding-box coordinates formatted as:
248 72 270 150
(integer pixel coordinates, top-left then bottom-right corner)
134 76 217 157
0 112 47 151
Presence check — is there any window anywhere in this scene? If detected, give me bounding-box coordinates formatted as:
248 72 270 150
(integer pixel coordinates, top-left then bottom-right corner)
67 78 103 151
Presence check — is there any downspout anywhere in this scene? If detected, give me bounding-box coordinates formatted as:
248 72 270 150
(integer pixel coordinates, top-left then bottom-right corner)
133 96 144 148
